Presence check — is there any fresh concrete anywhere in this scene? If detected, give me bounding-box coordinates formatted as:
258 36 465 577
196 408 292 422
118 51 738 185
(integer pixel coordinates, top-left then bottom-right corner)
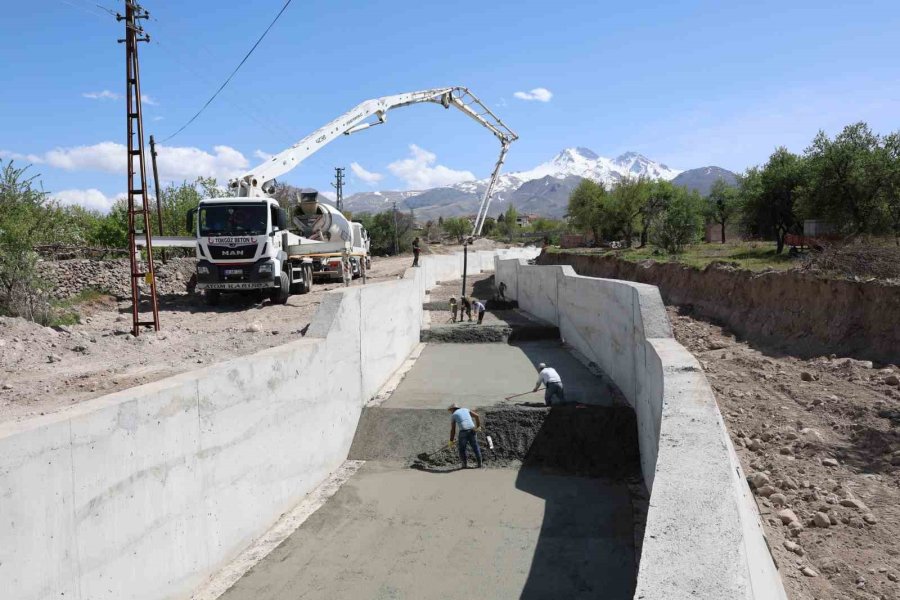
383 342 617 409
218 463 636 600
496 256 787 600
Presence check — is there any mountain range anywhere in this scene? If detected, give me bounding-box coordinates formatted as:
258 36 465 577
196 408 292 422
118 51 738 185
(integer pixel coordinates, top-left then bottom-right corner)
343 147 737 220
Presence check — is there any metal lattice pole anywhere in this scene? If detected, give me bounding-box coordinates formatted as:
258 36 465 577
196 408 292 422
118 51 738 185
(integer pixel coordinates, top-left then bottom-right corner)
118 2 159 335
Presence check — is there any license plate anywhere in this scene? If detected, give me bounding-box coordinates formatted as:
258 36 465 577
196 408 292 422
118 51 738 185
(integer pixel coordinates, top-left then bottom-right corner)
224 268 243 276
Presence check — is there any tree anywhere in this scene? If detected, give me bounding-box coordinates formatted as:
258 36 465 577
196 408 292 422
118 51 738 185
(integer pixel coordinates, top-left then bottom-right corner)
640 180 676 247
501 204 518 242
480 216 496 236
740 148 806 254
0 161 60 321
442 217 470 243
883 132 900 245
355 209 414 255
649 188 704 254
705 178 740 243
566 179 606 241
608 177 648 247
801 122 890 234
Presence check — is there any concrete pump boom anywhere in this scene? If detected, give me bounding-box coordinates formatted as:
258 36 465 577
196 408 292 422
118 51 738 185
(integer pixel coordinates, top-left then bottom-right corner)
230 87 518 236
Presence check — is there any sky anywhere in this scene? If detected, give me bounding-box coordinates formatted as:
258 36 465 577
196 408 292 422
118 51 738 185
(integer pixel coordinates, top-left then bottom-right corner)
2 0 899 212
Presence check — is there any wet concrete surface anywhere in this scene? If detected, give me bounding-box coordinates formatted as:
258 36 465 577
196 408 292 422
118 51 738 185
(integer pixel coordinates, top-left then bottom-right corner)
218 463 636 600
383 342 618 409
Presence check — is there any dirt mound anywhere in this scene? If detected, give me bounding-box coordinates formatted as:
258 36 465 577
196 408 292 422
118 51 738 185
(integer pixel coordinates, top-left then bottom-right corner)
411 405 640 478
802 239 900 281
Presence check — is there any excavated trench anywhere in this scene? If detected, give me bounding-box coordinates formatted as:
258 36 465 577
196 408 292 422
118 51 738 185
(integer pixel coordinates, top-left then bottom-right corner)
219 276 645 600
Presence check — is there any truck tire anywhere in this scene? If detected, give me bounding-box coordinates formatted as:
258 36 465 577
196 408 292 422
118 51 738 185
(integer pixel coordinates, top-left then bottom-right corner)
301 264 313 294
205 290 221 306
270 271 290 305
289 264 303 294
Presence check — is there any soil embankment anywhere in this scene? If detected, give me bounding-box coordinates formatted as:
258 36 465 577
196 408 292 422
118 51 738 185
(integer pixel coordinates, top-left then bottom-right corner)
537 252 900 365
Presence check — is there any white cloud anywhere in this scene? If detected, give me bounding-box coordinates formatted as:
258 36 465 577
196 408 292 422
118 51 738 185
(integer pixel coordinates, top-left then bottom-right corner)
153 116 164 121
254 149 274 161
387 145 475 189
513 87 553 102
83 90 120 101
82 90 157 105
1 141 250 182
350 161 383 185
51 189 126 213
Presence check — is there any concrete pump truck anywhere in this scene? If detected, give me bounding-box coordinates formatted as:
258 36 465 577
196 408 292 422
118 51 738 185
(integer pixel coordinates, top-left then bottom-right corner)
145 87 517 306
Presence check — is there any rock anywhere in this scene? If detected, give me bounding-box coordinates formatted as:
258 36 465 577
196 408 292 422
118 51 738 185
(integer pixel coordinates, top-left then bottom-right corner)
801 371 814 381
71 345 88 353
840 498 869 511
777 508 800 525
783 540 804 556
770 493 787 507
709 340 729 350
757 485 777 497
888 572 898 582
864 513 877 524
747 472 770 488
885 375 900 386
788 521 804 536
813 512 831 528
811 398 823 406
1 383 12 390
245 322 262 333
746 439 764 451
801 566 818 577
780 476 799 490
779 446 794 455
822 458 839 467
47 354 62 363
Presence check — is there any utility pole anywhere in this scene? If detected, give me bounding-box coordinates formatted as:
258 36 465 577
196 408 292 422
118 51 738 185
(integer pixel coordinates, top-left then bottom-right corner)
332 166 345 212
149 134 165 262
118 1 160 336
392 201 399 255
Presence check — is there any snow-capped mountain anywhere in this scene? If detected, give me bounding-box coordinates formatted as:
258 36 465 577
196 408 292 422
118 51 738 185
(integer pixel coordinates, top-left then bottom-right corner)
343 147 686 220
451 147 681 197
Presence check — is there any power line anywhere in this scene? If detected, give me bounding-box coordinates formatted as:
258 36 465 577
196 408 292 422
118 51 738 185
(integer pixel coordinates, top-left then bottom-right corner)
160 0 294 142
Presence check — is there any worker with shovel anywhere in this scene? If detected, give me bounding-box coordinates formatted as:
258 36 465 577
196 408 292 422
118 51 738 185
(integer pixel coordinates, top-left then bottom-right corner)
448 403 483 469
533 362 565 406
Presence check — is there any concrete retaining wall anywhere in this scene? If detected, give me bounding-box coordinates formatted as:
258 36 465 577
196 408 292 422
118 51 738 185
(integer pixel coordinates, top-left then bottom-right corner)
495 257 787 600
0 248 535 600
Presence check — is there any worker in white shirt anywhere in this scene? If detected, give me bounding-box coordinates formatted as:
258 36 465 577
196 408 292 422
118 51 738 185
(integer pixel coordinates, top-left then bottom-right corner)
533 362 565 406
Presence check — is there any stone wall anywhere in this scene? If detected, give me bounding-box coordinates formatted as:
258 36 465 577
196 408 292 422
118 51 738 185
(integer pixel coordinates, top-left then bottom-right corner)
38 258 196 300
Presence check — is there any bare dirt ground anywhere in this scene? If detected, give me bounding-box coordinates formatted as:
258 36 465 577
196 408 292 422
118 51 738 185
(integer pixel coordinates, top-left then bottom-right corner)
0 255 417 423
669 307 900 600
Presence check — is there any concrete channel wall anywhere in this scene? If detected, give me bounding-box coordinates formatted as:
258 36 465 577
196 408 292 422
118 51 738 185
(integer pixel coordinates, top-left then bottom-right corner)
0 247 534 600
494 257 787 600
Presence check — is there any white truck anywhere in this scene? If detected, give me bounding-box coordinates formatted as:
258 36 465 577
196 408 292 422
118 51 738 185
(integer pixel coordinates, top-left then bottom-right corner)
149 87 516 306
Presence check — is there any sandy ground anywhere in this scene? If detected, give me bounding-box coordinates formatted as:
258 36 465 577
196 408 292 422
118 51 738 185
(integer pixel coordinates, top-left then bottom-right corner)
670 307 900 600
0 255 415 423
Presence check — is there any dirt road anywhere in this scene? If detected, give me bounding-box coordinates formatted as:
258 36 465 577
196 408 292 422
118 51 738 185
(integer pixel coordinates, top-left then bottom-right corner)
670 307 900 600
0 255 413 423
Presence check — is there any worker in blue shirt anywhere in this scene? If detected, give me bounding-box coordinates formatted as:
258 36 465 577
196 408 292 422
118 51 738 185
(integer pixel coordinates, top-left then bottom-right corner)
448 403 483 469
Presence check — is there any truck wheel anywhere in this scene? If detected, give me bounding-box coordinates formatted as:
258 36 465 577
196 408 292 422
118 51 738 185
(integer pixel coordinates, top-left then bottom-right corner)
205 290 221 306
289 265 303 294
270 271 290 305
301 264 313 294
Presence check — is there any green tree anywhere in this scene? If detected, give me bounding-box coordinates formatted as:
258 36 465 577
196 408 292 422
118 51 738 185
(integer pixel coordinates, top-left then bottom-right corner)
93 200 130 248
649 188 704 254
705 178 740 243
801 122 890 234
480 216 496 236
355 209 414 255
640 180 677 247
883 132 900 245
566 179 606 241
0 161 59 321
442 217 470 243
500 204 518 242
608 177 649 246
740 148 806 254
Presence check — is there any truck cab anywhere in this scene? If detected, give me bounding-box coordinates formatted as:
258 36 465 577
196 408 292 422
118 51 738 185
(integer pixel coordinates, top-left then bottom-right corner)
187 197 312 305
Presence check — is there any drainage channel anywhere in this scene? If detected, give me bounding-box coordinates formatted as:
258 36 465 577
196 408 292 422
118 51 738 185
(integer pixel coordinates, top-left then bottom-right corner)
217 276 646 600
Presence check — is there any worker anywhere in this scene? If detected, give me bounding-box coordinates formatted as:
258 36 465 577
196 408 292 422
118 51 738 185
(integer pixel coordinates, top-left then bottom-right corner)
460 296 472 322
448 403 483 469
412 236 421 267
498 281 507 300
533 362 565 406
472 298 486 324
449 296 458 323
